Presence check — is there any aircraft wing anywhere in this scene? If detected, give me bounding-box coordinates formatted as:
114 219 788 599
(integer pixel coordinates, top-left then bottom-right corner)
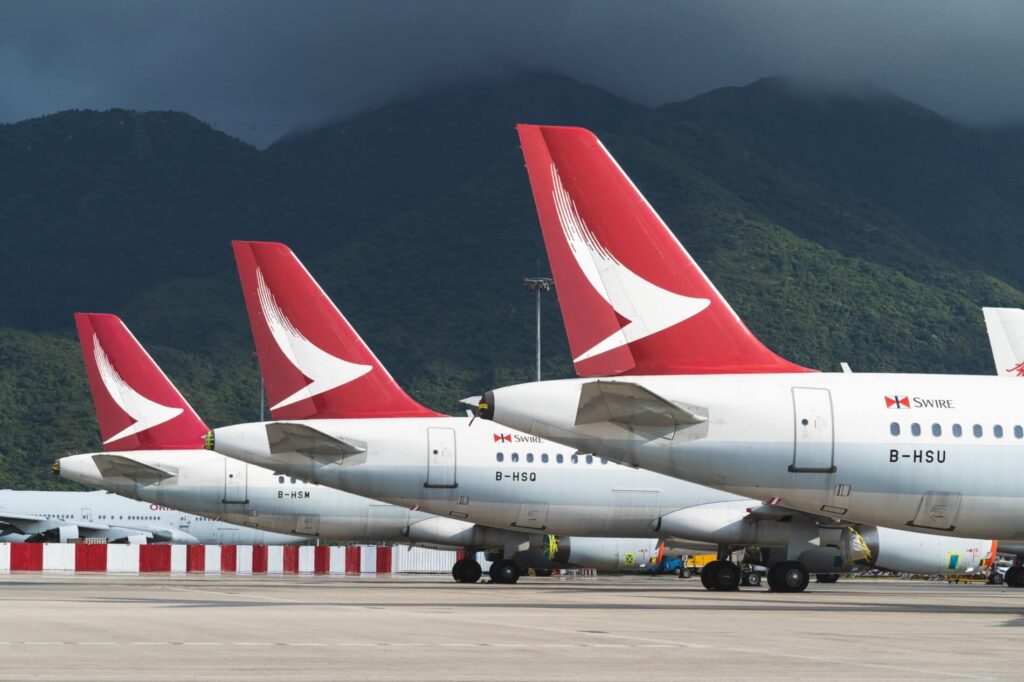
983 307 1024 378
92 454 176 483
574 380 707 440
265 422 367 460
0 512 52 535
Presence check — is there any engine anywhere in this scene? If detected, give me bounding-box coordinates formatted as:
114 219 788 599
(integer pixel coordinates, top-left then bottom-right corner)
655 501 792 546
840 525 995 575
544 536 660 571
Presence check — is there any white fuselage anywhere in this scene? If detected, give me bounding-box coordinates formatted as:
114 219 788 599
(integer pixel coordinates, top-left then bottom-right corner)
0 489 299 544
58 451 534 551
483 372 1024 541
211 416 749 540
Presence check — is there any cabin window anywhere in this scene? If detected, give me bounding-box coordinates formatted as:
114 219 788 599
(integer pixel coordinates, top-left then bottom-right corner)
526 453 534 463
278 476 284 484
571 454 579 464
556 454 564 464
994 425 1004 439
290 477 296 484
931 424 941 437
586 455 594 464
541 454 549 463
496 452 504 463
890 422 900 436
601 458 608 465
911 423 921 437
973 425 983 438
1015 426 1023 439
952 424 963 438
511 453 519 463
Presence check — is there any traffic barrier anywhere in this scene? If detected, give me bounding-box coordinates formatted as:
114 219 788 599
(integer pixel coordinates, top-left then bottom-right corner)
0 544 408 575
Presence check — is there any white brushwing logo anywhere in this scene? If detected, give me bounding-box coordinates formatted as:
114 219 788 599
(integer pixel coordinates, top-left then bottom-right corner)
256 267 371 410
549 164 710 362
93 334 183 444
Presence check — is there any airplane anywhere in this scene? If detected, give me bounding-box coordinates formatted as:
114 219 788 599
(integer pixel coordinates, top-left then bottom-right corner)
56 313 670 582
984 307 1024 379
0 488 297 544
207 241 997 591
473 124 1024 590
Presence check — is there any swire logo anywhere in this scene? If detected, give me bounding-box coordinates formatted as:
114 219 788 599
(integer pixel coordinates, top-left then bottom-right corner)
885 395 911 409
493 434 512 443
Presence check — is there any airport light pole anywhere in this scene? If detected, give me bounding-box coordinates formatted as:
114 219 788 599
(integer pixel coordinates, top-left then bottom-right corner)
523 277 554 381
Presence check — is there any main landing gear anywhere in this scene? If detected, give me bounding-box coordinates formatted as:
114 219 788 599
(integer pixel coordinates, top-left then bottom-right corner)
1004 566 1024 588
489 559 521 584
451 558 482 583
700 560 741 591
767 561 810 593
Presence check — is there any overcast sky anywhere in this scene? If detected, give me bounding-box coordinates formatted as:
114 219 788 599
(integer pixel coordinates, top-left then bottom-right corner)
2 1 1022 146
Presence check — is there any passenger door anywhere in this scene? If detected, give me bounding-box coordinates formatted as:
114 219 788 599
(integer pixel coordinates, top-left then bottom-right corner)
224 458 249 503
789 387 835 472
425 428 457 488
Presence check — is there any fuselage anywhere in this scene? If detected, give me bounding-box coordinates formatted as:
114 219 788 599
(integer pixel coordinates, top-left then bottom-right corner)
483 372 1024 541
211 414 773 539
0 489 299 544
58 450 527 550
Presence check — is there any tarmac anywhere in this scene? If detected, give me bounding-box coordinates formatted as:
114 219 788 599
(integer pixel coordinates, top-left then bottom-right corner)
1 573 1021 681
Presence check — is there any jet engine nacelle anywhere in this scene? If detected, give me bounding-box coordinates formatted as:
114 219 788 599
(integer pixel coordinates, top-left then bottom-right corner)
547 536 659 571
841 525 994 575
655 501 792 547
56 525 80 543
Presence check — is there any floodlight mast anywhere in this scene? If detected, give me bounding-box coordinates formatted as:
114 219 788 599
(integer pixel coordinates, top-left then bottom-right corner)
523 277 554 381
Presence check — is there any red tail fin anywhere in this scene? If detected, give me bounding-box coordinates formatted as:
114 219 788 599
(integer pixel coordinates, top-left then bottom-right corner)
74 313 209 451
517 124 812 376
232 241 440 419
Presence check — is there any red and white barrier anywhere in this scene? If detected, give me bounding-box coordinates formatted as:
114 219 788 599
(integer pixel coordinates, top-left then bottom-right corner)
0 544 403 575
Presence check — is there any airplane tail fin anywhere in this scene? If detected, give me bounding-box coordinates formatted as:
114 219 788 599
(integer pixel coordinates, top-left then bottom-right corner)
982 307 1024 378
74 313 209 451
516 124 812 376
231 241 441 419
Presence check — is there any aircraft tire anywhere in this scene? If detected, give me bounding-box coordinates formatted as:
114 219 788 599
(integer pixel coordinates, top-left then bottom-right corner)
452 560 465 583
534 568 554 577
769 562 810 593
713 561 741 590
489 559 520 584
452 559 482 583
743 571 761 587
815 573 840 584
1006 566 1024 588
679 567 693 579
700 562 719 590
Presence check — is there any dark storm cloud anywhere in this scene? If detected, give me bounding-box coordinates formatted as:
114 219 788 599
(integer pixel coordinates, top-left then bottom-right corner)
2 1 1022 146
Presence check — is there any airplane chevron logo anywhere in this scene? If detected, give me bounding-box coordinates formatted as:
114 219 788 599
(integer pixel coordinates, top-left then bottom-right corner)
256 268 371 410
93 334 183 444
549 163 710 362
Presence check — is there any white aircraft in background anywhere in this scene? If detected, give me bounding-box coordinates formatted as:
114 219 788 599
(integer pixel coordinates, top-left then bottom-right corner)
474 124 1024 589
57 313 665 582
207 241 996 591
0 489 295 544
984 307 1024 380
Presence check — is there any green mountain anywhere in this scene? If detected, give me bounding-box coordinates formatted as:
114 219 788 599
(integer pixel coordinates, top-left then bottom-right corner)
1 74 1022 489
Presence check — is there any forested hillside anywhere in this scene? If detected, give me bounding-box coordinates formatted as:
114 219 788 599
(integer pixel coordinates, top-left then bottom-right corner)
2 74 1022 488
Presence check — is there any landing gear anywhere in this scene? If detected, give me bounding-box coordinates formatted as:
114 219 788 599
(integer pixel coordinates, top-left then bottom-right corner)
767 561 810 592
815 573 840 584
741 570 761 587
1005 566 1024 588
489 559 520 584
700 560 741 591
451 559 482 583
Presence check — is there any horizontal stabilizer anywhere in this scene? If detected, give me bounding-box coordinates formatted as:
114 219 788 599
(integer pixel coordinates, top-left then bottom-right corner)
92 454 176 482
575 380 707 440
265 422 367 460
